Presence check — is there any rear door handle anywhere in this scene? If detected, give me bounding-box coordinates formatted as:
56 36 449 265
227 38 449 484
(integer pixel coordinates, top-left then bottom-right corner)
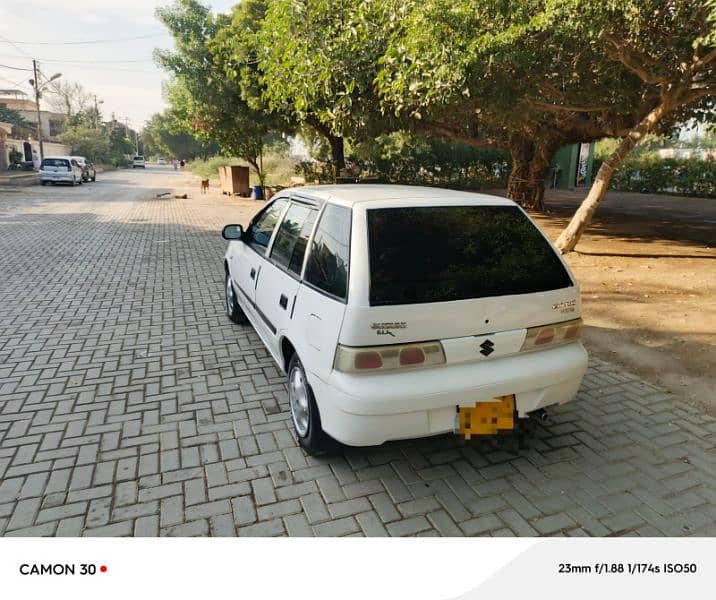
250 267 256 279
279 294 288 309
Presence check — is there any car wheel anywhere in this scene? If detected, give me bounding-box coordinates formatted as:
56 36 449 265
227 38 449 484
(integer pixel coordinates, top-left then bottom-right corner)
41 181 47 186
288 354 335 455
225 272 248 324
91 175 96 182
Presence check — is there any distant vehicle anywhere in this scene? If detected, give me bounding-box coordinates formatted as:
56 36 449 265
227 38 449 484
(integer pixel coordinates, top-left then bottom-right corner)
157 156 166 165
39 156 84 186
132 155 146 168
71 156 96 182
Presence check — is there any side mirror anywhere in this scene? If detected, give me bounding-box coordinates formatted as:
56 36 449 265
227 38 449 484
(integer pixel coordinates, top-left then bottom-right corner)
222 224 244 240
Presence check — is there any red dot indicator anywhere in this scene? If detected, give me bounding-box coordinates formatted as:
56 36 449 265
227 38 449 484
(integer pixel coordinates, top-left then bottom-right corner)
100 566 108 573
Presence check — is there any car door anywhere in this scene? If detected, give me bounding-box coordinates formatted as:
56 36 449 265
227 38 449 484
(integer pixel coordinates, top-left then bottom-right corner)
254 200 319 362
291 203 352 380
229 197 288 326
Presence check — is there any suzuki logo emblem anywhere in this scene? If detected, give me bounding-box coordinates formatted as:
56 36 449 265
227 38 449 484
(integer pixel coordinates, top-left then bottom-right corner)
479 339 495 356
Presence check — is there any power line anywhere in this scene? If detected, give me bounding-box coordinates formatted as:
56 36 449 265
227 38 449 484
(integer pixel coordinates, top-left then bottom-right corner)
0 33 169 46
0 53 155 64
0 33 32 58
0 63 32 71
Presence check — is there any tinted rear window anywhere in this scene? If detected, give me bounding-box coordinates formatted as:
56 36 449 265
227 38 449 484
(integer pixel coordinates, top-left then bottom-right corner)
367 205 573 306
42 158 69 168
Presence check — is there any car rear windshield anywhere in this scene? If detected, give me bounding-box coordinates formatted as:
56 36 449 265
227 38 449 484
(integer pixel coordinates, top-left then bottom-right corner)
367 205 573 306
41 159 69 168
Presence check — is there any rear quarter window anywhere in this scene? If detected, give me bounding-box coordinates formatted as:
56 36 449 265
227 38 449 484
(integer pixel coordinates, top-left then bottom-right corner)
304 204 351 301
367 205 573 306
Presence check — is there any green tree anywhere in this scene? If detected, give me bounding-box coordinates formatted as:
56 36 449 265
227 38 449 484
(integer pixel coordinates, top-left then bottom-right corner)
0 103 32 138
256 0 402 177
554 1 715 252
58 125 110 162
155 0 283 188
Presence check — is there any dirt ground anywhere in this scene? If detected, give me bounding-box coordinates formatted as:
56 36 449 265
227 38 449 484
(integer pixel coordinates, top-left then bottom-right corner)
527 189 715 415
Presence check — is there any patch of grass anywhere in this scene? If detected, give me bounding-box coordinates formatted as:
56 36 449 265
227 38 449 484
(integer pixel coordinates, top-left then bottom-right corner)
187 153 299 186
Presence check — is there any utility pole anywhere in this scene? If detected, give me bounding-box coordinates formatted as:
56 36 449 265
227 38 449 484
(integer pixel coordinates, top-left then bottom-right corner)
32 59 44 161
29 61 61 162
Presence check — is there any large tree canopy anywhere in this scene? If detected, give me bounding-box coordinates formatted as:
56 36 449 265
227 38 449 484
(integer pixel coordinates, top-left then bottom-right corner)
155 0 285 184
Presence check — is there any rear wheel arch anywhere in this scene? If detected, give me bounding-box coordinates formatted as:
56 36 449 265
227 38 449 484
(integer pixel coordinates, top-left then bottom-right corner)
281 337 296 374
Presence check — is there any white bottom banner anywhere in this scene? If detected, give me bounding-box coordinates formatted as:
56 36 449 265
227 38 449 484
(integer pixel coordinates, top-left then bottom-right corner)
0 538 713 599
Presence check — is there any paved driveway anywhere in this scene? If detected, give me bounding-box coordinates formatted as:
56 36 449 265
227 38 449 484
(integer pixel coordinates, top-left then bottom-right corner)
1 169 715 537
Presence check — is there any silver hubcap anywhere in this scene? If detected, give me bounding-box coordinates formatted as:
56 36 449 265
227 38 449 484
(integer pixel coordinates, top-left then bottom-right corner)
226 278 234 315
289 366 310 437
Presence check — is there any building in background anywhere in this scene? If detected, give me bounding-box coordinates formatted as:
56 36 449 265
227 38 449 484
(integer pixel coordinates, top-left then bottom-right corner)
0 89 68 139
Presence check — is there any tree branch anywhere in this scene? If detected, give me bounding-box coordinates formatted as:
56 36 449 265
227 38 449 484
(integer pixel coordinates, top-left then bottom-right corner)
417 121 499 148
604 34 665 85
525 97 612 113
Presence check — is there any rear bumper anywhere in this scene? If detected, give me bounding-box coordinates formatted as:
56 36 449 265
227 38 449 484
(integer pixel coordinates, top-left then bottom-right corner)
308 342 588 446
40 173 73 183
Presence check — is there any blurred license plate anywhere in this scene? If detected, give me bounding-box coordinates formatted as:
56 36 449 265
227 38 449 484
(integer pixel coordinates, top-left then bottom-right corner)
457 395 515 439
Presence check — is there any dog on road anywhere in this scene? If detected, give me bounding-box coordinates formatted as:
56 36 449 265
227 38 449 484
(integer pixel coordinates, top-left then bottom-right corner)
200 179 210 193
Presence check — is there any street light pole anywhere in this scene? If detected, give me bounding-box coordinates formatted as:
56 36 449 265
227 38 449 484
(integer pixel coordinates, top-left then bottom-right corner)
32 59 44 161
93 95 104 129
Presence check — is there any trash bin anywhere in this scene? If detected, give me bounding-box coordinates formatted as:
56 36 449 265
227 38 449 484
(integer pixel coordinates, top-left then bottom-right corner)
251 185 264 200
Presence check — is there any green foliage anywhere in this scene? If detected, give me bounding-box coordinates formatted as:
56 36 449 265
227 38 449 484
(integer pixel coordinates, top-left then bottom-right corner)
155 0 287 185
608 156 716 198
189 152 298 186
142 111 217 159
297 132 510 188
0 103 31 128
0 103 32 138
358 133 510 189
58 125 110 161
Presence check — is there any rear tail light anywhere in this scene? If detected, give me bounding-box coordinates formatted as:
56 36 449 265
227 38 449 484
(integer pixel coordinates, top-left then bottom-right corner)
334 341 446 373
521 318 582 352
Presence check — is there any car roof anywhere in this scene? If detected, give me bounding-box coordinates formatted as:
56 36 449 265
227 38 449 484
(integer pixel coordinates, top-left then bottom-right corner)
288 184 514 207
42 156 73 160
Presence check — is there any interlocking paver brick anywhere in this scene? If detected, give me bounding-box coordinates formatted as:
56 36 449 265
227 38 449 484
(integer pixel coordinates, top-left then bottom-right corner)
1 176 715 538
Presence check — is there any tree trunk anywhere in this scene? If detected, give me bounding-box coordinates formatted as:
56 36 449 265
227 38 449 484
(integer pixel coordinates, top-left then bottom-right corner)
328 135 345 182
555 101 669 254
506 137 558 211
247 157 266 194
507 137 533 203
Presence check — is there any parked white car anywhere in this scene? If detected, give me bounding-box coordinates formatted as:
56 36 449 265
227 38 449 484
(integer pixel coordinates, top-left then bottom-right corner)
39 156 84 186
132 155 146 168
222 185 588 453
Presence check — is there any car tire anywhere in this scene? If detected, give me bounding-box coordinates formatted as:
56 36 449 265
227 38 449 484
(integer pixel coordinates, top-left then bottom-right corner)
91 175 96 182
41 181 47 186
225 272 248 324
287 354 336 455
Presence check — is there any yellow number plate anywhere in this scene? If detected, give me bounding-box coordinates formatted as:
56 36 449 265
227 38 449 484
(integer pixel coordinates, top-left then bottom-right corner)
457 395 516 439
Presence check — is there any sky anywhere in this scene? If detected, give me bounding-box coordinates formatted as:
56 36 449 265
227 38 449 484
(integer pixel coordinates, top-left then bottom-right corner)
0 0 237 131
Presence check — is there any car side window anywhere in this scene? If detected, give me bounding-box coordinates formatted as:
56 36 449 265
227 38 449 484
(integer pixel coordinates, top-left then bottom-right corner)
247 198 288 254
304 204 351 301
270 203 318 276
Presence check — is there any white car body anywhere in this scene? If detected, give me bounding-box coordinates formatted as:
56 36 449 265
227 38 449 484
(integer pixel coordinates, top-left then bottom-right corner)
39 156 84 185
157 157 166 165
223 185 588 447
132 155 146 168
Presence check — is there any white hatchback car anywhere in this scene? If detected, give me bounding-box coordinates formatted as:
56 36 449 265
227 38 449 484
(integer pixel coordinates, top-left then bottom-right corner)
39 156 84 186
222 185 587 453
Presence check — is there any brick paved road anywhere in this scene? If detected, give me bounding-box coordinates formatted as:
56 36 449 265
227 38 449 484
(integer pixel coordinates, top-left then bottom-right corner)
1 169 715 537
